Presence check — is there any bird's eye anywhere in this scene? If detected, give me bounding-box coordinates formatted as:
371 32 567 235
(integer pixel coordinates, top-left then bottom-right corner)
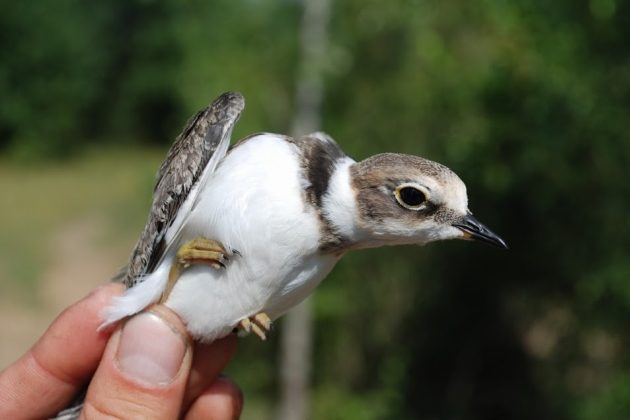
394 184 428 210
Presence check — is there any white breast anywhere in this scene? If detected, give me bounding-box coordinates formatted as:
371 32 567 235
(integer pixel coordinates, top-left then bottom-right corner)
159 134 339 340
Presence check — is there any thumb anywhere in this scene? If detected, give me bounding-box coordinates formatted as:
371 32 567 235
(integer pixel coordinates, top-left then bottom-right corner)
82 307 192 419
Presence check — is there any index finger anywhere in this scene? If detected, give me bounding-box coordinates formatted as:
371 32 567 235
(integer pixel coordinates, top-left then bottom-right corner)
0 283 123 419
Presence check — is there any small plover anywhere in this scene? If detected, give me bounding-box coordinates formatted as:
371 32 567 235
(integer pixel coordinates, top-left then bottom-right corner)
103 91 507 342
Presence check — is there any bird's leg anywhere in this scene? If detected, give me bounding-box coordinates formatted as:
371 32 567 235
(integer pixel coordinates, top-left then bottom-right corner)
160 238 232 303
236 312 272 340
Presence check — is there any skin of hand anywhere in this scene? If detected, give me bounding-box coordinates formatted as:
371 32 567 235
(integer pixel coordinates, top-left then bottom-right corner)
0 283 243 419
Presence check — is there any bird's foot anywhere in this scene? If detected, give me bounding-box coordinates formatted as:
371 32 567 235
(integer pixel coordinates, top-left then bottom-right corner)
160 238 238 303
176 238 232 269
236 312 272 341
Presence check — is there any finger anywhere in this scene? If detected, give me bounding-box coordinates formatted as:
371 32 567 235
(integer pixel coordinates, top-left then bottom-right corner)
81 306 193 419
0 283 123 419
184 376 244 420
183 335 238 411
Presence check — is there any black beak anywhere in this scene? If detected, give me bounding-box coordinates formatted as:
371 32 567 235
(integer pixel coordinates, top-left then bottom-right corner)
452 213 508 249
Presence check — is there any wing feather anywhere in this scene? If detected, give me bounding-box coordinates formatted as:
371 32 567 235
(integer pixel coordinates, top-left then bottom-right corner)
122 92 245 287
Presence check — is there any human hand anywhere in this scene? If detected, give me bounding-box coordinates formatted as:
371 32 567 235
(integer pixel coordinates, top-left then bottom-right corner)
0 283 242 419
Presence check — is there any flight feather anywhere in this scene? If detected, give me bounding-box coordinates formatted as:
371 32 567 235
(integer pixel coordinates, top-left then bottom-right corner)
122 92 245 287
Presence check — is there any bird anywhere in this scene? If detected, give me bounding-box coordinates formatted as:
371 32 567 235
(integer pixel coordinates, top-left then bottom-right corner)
98 91 507 343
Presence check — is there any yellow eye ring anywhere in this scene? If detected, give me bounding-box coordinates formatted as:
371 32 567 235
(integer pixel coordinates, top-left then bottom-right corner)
394 183 429 210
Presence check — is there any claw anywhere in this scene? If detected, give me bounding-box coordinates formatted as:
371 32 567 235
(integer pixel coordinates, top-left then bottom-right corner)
239 318 252 333
214 257 227 269
236 312 272 341
251 323 267 340
254 313 272 331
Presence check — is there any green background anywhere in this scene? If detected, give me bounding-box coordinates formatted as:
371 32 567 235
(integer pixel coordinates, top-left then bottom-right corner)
1 1 629 419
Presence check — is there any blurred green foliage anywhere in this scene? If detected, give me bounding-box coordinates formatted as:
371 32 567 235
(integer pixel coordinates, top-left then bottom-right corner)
2 0 629 419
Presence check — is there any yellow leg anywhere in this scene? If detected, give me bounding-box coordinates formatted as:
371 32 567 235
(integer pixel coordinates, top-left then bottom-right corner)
236 312 272 341
160 238 231 303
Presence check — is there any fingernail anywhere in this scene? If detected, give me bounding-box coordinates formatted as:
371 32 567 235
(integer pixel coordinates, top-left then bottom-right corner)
116 312 188 385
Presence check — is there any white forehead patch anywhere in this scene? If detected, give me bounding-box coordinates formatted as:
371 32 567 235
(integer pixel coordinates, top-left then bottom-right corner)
443 174 468 214
416 172 468 214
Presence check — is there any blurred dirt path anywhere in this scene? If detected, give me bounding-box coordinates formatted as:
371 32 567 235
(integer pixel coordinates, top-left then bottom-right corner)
0 217 130 368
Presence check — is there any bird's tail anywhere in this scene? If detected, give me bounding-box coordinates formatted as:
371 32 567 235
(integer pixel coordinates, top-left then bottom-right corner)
99 263 170 330
50 388 86 420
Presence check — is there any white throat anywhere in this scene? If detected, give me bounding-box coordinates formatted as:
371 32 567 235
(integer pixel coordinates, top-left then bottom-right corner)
320 157 361 244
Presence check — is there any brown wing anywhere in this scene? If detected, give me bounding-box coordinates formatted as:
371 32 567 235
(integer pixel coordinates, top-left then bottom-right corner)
121 92 245 287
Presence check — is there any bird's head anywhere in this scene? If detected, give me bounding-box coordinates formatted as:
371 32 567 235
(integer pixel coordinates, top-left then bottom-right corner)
349 153 507 249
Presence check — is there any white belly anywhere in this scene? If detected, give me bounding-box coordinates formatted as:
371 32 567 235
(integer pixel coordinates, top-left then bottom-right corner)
161 134 339 340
